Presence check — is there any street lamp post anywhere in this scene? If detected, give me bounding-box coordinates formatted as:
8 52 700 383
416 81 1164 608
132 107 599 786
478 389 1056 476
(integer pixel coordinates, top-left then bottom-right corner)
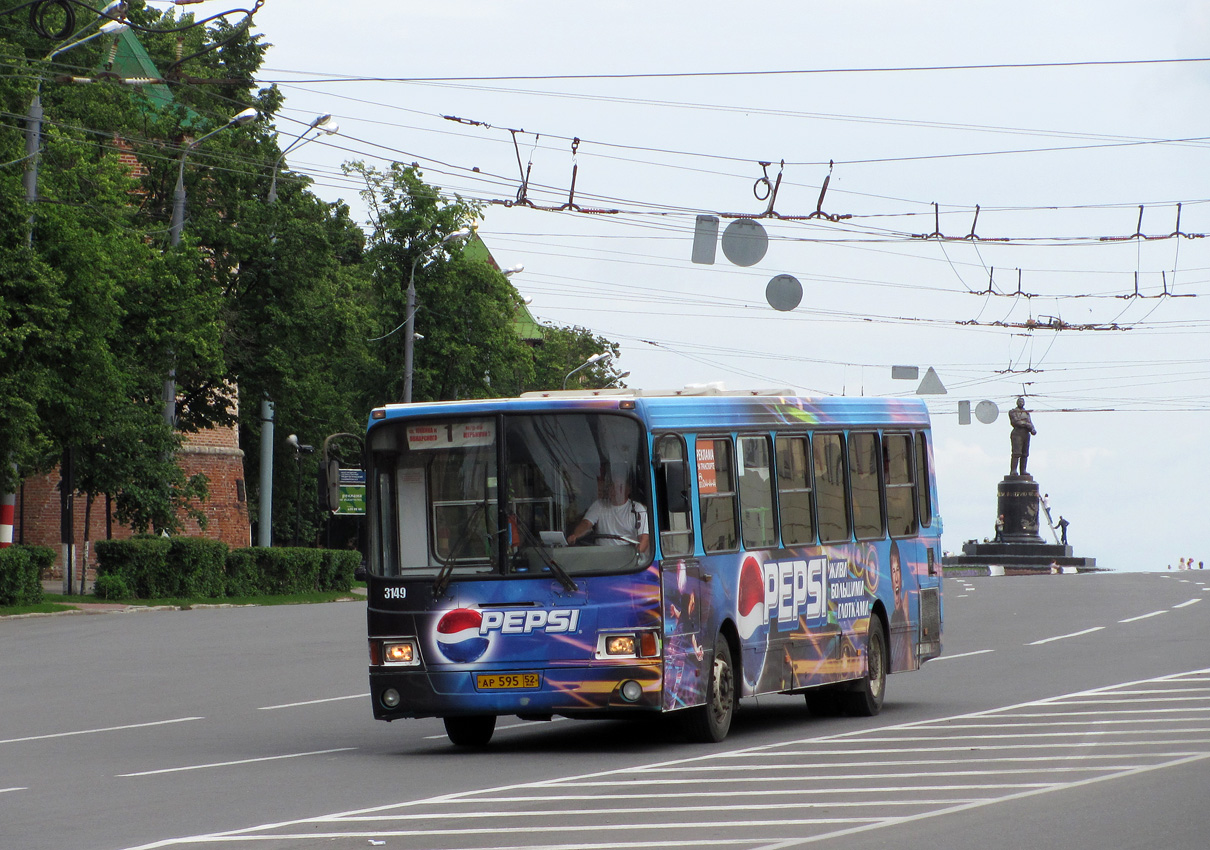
563 352 611 390
24 9 129 247
168 107 258 247
267 113 338 204
286 434 313 547
18 5 127 592
162 107 258 427
402 227 472 403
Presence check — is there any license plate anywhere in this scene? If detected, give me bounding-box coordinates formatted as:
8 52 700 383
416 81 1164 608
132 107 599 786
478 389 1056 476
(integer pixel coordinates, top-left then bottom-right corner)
476 672 541 690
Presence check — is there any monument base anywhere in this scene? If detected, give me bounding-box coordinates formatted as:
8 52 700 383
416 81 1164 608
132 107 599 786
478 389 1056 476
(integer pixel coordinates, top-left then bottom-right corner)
943 473 1099 574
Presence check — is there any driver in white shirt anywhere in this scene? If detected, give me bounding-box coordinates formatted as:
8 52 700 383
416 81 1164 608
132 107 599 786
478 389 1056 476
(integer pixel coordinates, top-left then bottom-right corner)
567 469 650 554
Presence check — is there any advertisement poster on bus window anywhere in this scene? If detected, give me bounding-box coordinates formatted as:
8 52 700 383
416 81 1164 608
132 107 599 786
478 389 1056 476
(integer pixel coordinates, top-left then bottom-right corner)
696 443 717 494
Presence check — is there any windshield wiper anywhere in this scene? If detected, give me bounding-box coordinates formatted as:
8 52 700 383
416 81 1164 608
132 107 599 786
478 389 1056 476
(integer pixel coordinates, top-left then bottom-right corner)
433 501 487 597
513 518 578 593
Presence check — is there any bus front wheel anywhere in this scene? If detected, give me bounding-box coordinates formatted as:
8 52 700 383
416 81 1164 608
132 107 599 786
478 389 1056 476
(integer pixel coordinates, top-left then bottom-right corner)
842 617 887 717
685 635 735 743
443 715 496 747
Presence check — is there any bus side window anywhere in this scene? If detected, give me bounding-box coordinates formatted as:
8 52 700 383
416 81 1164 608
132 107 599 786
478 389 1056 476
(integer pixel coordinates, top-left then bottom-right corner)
884 433 917 537
697 437 738 552
738 435 777 549
775 435 815 546
655 435 694 556
915 430 933 528
849 432 885 540
814 433 850 544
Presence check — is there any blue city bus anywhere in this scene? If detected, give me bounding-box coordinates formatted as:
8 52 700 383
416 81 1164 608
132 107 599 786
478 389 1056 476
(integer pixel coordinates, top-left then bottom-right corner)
363 388 942 745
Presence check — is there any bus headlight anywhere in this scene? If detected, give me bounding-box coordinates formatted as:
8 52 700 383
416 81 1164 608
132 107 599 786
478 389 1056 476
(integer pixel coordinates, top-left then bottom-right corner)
596 631 661 659
381 688 401 709
606 635 636 656
381 639 420 666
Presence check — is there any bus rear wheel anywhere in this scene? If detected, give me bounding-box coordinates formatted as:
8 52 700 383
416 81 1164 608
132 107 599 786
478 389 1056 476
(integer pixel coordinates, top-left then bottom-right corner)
841 617 887 717
443 715 496 747
685 635 735 743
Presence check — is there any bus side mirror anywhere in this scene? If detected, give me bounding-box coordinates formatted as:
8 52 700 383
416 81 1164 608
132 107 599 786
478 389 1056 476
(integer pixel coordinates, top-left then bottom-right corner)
662 463 689 513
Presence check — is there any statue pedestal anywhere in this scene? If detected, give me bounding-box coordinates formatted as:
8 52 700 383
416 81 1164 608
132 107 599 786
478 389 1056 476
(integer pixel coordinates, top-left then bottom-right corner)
998 474 1044 544
945 473 1098 574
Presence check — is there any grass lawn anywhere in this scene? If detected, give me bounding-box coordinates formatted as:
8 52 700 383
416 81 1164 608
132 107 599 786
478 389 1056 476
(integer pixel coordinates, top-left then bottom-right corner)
0 585 366 617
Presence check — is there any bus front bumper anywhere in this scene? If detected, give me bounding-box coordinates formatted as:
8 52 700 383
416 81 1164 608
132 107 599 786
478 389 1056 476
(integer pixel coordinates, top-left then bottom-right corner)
368 664 662 720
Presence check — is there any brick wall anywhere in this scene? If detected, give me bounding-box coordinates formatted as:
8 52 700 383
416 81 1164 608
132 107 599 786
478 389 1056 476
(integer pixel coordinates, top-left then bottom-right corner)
14 426 250 580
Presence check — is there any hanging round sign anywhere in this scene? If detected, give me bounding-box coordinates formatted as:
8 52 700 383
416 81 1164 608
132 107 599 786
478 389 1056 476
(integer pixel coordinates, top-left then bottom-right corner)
765 274 802 312
720 219 769 267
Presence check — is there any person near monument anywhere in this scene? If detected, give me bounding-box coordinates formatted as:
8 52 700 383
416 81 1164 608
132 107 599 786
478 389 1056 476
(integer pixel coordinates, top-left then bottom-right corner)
994 514 1005 543
1057 516 1069 545
1009 397 1037 475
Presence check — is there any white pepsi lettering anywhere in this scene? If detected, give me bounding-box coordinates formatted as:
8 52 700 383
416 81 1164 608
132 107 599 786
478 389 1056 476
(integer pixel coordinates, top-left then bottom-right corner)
807 557 826 619
383 587 407 600
523 610 547 633
480 611 505 631
791 560 807 612
763 562 778 619
759 557 829 628
503 610 526 633
477 608 582 636
780 561 795 614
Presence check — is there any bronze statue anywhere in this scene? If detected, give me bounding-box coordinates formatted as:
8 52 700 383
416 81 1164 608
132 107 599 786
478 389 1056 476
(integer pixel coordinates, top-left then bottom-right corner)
1009 397 1036 475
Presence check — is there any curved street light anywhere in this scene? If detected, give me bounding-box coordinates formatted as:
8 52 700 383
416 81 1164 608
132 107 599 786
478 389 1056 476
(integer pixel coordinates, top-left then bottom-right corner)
401 227 473 403
267 113 338 204
24 10 130 247
563 352 611 390
169 107 258 247
163 107 258 427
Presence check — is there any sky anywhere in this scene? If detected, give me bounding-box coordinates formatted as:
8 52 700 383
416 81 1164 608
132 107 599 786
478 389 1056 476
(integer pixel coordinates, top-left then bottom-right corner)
228 0 1210 573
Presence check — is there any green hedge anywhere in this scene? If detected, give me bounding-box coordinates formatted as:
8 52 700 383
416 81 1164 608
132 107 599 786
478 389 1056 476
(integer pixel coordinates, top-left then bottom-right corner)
94 537 227 600
225 547 359 596
0 545 54 606
92 539 358 600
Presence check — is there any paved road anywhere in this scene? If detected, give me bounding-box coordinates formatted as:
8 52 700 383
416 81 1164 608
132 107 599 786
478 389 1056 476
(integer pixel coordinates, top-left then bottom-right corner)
2 571 1207 850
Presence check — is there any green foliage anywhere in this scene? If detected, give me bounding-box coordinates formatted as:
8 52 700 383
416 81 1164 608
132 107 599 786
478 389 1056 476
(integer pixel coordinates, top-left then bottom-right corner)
320 549 360 593
93 573 132 601
94 537 172 598
92 538 353 600
93 536 227 598
171 537 228 597
0 545 54 606
528 325 626 393
225 547 355 596
1 9 625 547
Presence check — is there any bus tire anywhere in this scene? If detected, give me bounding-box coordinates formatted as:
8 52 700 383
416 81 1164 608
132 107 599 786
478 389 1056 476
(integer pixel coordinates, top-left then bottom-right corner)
443 715 496 747
685 635 735 743
842 617 887 717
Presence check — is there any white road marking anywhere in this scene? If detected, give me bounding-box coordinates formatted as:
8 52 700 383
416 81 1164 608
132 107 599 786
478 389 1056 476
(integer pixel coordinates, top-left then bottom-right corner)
1119 610 1167 623
117 748 356 778
752 752 1210 850
1173 598 1201 609
1027 626 1104 645
0 717 203 746
930 649 994 661
257 694 368 711
1 787 29 794
116 667 1210 850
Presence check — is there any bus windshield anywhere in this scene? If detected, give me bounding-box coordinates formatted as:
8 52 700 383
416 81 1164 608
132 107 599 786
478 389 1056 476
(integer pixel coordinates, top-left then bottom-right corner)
368 412 650 579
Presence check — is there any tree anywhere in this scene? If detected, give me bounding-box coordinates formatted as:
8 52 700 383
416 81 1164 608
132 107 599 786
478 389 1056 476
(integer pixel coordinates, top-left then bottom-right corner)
350 161 535 403
529 325 626 392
